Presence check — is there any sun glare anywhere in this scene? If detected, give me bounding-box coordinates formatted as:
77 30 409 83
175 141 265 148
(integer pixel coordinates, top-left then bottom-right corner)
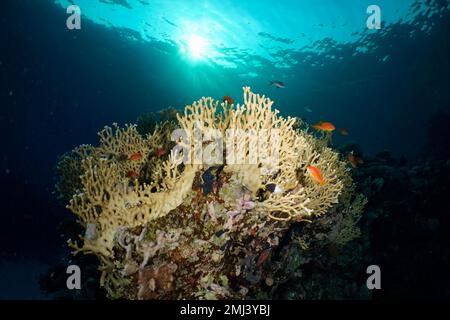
187 35 209 59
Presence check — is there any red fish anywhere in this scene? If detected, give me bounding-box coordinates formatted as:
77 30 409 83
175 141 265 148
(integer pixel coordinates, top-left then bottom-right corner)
307 165 325 186
339 128 349 135
129 152 142 161
256 249 271 267
126 171 139 179
155 148 167 158
347 152 364 168
223 95 234 105
312 121 335 132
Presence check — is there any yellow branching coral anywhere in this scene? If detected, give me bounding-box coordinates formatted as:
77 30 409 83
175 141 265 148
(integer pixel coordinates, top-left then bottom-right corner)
329 193 368 247
59 87 355 298
175 87 346 221
55 144 97 203
65 123 198 261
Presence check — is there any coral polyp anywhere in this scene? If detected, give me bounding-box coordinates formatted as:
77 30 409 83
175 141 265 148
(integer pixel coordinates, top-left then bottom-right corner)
57 87 363 299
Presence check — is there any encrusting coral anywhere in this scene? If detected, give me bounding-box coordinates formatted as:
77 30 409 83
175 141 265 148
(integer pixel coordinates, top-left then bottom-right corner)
57 87 365 299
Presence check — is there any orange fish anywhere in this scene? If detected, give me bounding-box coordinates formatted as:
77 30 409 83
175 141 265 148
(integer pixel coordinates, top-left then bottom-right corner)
256 249 271 267
307 165 325 185
129 152 142 161
126 171 139 179
339 128 349 135
155 148 166 158
312 121 335 132
347 152 364 168
223 95 234 105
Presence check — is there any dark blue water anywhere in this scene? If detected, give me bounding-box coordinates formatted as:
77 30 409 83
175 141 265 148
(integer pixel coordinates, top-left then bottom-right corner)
1 0 449 298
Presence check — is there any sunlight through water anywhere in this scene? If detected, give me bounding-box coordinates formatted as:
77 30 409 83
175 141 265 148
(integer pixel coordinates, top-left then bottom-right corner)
54 0 448 69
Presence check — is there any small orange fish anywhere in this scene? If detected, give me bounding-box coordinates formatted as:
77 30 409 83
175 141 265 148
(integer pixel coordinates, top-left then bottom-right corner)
339 128 349 135
126 171 139 179
347 152 364 168
307 165 325 185
256 249 270 267
223 95 234 105
155 148 166 158
312 121 335 132
129 152 142 161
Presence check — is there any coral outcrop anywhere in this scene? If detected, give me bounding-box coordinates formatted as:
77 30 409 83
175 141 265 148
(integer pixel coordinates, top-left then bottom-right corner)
56 87 363 299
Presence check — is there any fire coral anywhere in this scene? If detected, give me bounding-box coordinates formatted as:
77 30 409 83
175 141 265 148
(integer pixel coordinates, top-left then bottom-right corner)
56 87 363 299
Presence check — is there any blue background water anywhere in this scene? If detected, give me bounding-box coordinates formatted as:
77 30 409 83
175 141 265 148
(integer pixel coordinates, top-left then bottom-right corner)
0 0 449 298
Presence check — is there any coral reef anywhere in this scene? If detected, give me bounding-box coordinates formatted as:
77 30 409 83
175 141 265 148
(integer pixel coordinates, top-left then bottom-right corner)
136 107 180 137
55 87 364 299
352 153 450 299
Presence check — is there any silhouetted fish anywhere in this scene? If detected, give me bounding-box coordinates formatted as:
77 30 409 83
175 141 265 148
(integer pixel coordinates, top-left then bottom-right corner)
270 81 285 88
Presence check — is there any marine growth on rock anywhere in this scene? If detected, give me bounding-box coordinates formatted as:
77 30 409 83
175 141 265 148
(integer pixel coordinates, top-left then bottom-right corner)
56 87 365 299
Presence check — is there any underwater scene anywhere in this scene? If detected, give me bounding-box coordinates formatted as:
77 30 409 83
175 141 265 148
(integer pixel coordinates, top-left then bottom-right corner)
1 0 450 303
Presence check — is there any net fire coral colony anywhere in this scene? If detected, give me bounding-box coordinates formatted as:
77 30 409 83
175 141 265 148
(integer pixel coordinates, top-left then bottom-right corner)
56 87 366 299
